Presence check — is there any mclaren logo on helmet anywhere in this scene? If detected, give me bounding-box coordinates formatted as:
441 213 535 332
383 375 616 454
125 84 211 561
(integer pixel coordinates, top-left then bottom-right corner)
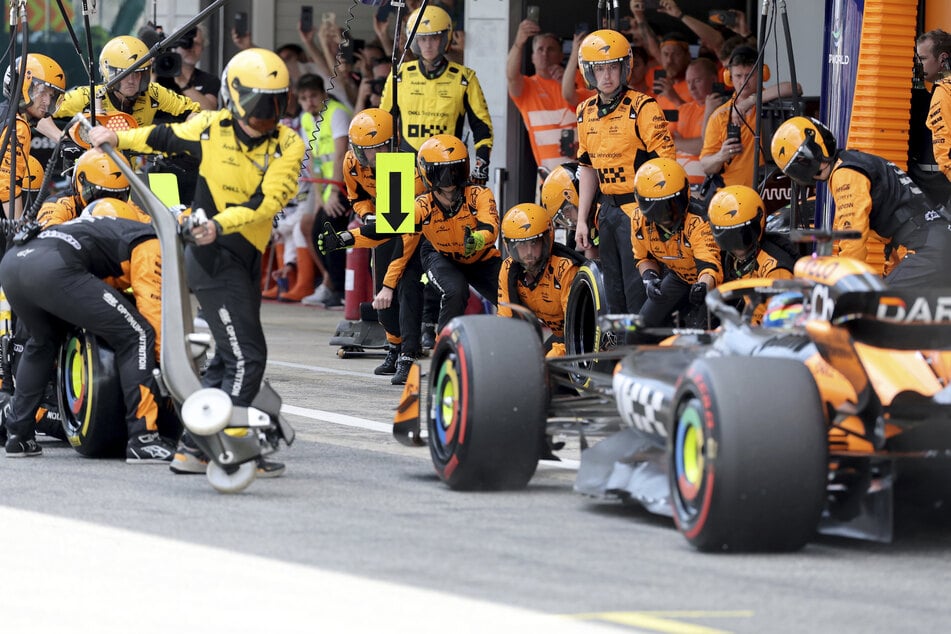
599 45 611 54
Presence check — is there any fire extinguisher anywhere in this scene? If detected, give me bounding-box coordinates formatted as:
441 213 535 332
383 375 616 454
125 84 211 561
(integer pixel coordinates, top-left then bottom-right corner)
344 217 374 320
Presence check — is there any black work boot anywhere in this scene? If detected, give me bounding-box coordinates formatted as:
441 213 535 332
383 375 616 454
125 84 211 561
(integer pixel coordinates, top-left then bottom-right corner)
374 343 401 376
391 354 418 385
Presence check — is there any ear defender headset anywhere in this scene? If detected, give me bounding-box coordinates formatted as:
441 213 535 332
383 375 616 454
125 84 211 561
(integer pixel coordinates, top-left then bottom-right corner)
723 45 771 87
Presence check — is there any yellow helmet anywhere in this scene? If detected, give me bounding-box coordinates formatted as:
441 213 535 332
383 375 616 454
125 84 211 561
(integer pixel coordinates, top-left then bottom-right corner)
501 203 553 277
84 197 151 223
417 134 469 192
708 185 766 275
406 5 453 58
578 30 631 90
770 116 837 186
100 36 152 94
348 108 393 168
634 158 690 231
23 155 44 194
73 148 132 207
3 54 66 111
220 48 290 133
540 162 580 229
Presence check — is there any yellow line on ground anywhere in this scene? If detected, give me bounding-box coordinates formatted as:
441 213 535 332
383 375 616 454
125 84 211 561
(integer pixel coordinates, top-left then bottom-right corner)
567 610 752 633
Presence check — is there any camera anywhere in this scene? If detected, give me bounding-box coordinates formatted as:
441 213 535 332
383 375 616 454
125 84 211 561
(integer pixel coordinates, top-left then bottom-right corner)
154 52 182 78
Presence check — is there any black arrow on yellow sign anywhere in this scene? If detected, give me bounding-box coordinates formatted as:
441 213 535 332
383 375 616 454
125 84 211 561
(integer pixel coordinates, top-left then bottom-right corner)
376 152 415 233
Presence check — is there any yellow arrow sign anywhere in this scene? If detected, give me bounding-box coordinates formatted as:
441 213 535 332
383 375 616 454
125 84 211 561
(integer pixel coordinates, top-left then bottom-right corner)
376 152 416 233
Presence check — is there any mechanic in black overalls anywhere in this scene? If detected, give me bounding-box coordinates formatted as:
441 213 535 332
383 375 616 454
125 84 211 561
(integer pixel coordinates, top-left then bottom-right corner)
0 205 169 461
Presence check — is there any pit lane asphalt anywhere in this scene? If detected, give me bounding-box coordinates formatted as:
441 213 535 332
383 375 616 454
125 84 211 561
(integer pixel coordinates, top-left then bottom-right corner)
3 300 951 633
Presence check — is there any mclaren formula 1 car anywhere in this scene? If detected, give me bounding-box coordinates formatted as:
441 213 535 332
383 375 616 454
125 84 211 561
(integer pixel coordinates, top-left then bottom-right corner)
394 255 951 552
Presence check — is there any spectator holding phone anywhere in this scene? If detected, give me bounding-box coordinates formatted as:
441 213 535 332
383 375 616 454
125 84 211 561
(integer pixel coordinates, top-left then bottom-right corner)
700 45 800 188
507 17 577 173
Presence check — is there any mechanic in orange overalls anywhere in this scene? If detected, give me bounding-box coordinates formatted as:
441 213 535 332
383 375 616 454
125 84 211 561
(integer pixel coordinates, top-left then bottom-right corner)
340 107 425 377
708 185 799 323
574 29 675 315
631 158 722 328
37 148 140 227
319 134 501 383
497 203 583 357
772 116 951 287
0 54 65 219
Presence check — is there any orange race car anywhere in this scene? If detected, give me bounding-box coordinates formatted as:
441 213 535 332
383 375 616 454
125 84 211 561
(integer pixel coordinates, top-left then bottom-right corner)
394 248 951 552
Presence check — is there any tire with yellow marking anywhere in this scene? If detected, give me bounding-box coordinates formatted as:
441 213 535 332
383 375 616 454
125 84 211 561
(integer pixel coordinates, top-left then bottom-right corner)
669 357 827 552
56 329 126 457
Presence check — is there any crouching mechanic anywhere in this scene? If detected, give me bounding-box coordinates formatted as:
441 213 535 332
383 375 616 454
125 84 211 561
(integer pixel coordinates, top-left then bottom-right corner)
37 148 135 227
771 116 951 286
632 158 722 328
88 48 304 476
341 107 426 376
540 162 583 249
498 203 583 357
707 185 799 323
319 134 501 383
0 199 171 461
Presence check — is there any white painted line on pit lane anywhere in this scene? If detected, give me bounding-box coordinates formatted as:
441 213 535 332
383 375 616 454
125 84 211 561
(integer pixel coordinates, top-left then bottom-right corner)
268 358 373 378
3 506 616 633
280 403 580 470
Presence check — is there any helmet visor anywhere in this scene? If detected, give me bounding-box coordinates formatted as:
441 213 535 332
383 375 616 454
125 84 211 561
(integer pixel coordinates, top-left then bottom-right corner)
30 80 65 111
424 158 467 190
233 79 289 131
638 188 688 228
711 220 758 253
352 140 388 168
506 234 550 275
782 144 821 186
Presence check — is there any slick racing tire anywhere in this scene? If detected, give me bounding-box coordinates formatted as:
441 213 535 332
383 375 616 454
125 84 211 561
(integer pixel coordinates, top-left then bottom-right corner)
427 315 546 490
669 357 827 552
57 329 126 457
563 260 614 383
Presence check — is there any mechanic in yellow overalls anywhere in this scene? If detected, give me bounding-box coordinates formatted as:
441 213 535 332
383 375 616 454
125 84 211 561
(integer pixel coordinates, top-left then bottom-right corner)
380 5 493 183
88 48 304 476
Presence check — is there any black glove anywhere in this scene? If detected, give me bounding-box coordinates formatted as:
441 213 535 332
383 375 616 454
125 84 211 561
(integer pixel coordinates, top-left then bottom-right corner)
642 269 663 301
316 221 354 255
689 282 708 306
470 157 489 186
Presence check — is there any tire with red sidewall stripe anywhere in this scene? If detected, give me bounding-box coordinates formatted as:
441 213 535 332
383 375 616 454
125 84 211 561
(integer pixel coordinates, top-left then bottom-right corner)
426 315 546 490
669 356 827 552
